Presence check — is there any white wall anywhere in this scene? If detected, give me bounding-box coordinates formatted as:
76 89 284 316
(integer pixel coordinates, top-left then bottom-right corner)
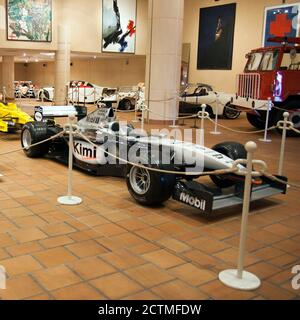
0 0 148 55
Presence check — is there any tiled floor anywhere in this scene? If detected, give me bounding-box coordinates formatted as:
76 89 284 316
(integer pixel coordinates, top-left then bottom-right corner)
0 101 299 300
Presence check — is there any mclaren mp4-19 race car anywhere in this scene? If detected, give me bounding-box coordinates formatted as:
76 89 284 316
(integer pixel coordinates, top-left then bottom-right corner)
0 101 33 133
20 106 287 215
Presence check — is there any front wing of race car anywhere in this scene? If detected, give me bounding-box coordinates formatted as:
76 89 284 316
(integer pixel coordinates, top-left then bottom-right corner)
172 175 287 216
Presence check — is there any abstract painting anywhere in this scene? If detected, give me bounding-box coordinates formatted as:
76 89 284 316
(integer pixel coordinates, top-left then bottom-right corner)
197 3 236 70
102 0 136 53
6 0 52 42
263 3 300 47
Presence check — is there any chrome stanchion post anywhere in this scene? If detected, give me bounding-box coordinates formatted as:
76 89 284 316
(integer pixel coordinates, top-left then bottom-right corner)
132 90 139 123
3 86 6 103
278 112 289 176
71 86 74 105
210 96 221 135
58 115 82 206
259 98 272 143
141 104 147 132
219 141 261 291
200 104 206 131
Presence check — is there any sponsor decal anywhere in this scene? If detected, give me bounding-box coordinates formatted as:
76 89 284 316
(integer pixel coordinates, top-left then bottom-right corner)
74 142 97 160
179 192 206 211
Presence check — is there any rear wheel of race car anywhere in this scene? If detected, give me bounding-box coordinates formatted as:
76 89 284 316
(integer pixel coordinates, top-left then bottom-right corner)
119 99 134 111
126 165 176 206
210 142 247 188
21 122 50 158
223 103 241 119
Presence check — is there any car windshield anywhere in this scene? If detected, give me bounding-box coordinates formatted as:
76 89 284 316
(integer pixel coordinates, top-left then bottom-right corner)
246 51 279 71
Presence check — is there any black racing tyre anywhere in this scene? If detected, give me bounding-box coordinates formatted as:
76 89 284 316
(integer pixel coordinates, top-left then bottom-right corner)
246 110 274 129
274 104 300 138
21 122 50 158
126 164 176 206
210 141 246 188
119 99 134 110
223 103 241 119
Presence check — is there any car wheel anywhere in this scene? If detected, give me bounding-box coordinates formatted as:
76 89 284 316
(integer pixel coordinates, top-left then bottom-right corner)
274 103 300 137
21 122 50 158
223 103 241 119
119 99 134 110
246 111 274 129
210 141 246 188
126 165 176 206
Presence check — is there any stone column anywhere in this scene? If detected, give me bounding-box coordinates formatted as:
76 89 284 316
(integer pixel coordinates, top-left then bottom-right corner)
2 56 15 99
145 0 184 123
55 25 71 105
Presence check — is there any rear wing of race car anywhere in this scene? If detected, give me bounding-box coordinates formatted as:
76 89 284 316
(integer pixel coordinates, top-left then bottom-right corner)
34 105 87 122
172 175 287 216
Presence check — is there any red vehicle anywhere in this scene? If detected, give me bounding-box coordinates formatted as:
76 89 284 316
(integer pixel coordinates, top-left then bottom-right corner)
232 37 300 136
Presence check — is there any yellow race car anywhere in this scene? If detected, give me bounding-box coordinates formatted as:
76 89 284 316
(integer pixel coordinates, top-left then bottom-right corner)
0 101 33 133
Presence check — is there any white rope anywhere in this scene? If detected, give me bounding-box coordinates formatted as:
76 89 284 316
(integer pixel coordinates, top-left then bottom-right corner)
0 130 65 156
146 108 199 120
261 171 300 189
208 117 276 134
76 130 237 177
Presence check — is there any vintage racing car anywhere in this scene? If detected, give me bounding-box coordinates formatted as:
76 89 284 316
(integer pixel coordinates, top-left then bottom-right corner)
38 81 117 104
0 101 33 133
180 83 240 119
20 106 287 215
14 81 36 99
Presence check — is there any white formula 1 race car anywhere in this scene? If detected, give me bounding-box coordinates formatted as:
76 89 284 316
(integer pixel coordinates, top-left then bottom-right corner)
180 83 240 119
20 106 287 216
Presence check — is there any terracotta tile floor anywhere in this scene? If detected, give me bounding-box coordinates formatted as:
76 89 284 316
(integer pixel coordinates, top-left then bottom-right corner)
0 101 299 300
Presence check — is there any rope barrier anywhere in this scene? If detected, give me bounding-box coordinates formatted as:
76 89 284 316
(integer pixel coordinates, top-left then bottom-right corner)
261 171 300 189
0 130 65 156
76 130 238 177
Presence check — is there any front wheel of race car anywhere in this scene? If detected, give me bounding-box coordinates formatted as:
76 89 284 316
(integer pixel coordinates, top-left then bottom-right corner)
210 141 247 188
126 165 176 206
21 122 50 158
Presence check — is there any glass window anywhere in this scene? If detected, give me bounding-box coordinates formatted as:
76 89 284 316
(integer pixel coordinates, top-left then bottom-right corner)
260 50 278 71
246 53 263 71
281 51 300 70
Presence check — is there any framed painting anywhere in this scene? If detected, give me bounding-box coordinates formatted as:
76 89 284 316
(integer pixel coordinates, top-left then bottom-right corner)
102 0 137 53
263 3 300 47
6 0 52 42
197 3 236 70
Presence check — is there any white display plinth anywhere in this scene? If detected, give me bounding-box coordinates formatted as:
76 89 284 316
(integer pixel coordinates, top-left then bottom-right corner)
219 269 261 291
58 196 82 206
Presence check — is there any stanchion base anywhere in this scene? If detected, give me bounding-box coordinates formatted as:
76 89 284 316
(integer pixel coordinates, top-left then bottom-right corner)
219 269 261 291
169 125 179 128
210 131 221 135
58 196 82 206
259 138 272 143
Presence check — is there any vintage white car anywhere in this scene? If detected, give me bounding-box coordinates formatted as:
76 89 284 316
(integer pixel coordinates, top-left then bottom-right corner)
100 83 145 110
179 84 240 119
38 81 115 104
